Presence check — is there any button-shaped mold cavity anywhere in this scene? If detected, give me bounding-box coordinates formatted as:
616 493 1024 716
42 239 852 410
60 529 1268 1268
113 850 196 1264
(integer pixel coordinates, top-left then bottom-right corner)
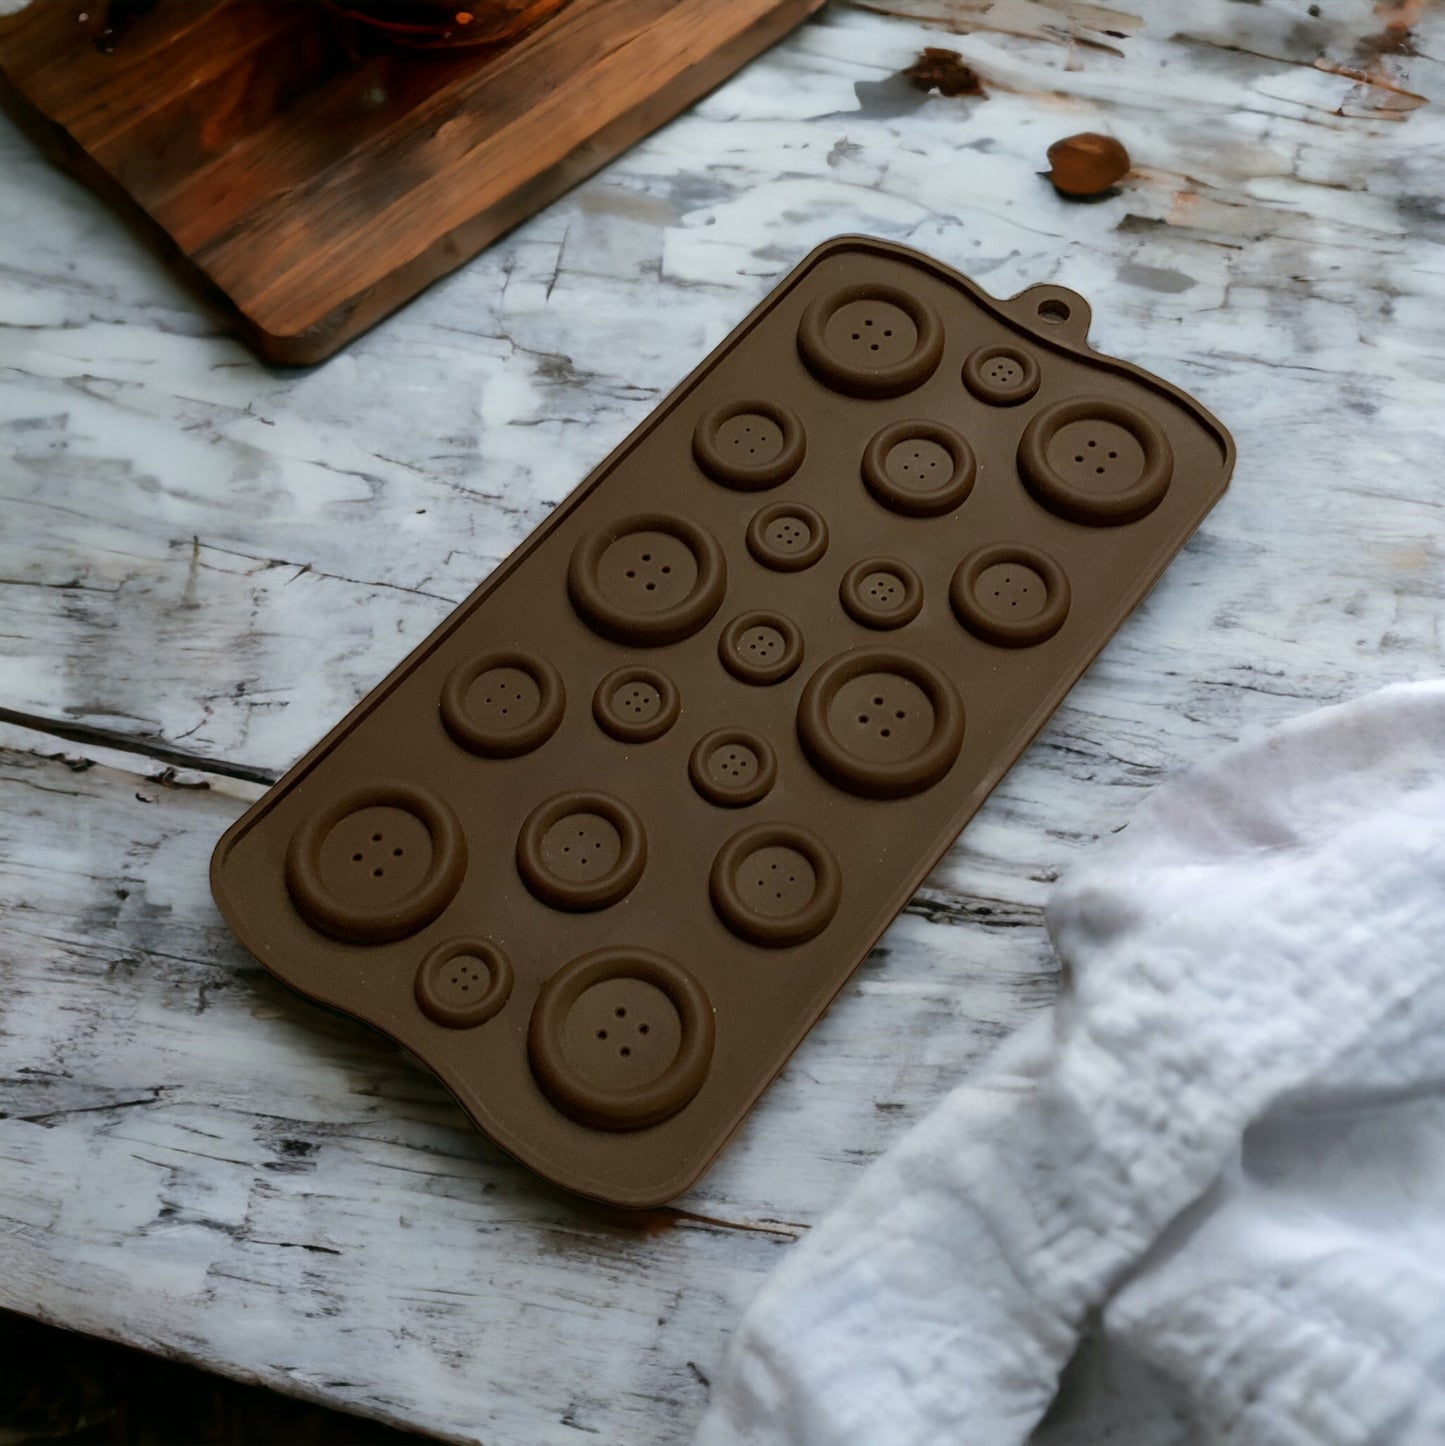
689 728 777 808
861 420 976 518
440 650 564 758
710 823 842 947
286 784 466 943
718 611 803 686
746 501 829 572
528 947 715 1131
797 649 965 800
568 513 726 646
415 938 513 1029
950 543 1070 647
517 791 646 911
962 344 1040 406
1019 398 1173 525
797 282 944 398
692 400 805 490
593 666 680 744
839 557 924 631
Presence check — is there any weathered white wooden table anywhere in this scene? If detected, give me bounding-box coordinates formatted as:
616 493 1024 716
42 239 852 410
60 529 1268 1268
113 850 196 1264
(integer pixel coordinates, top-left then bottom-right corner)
2 2 1442 1441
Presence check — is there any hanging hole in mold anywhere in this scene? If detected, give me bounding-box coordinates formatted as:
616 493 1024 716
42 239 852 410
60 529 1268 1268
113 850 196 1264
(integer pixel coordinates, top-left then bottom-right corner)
1038 299 1070 325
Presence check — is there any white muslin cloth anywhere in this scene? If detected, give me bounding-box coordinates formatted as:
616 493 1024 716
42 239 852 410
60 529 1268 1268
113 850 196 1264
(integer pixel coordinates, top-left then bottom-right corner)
697 682 1445 1446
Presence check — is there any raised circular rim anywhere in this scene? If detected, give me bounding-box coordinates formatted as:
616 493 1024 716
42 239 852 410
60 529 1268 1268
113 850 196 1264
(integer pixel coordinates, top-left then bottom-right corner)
717 610 804 686
285 783 467 943
861 419 977 518
688 728 778 808
440 649 565 758
796 649 966 800
949 542 1072 648
709 823 842 947
839 557 924 631
1018 397 1173 525
528 947 716 1130
516 791 646 911
692 399 806 490
796 282 945 399
962 343 1041 406
745 501 830 572
592 665 680 744
414 938 514 1029
567 512 727 646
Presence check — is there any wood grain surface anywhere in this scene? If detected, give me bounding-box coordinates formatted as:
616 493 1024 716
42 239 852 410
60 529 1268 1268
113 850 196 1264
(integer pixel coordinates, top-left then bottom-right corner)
0 0 824 363
1 0 1443 1441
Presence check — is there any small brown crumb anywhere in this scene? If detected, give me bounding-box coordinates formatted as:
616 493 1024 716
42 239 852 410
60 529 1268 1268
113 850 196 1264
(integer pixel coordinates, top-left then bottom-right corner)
903 48 985 98
1358 20 1417 56
1045 133 1131 197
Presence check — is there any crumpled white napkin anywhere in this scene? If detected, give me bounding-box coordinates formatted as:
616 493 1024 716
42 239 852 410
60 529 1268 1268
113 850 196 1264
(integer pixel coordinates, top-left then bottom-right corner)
697 681 1445 1446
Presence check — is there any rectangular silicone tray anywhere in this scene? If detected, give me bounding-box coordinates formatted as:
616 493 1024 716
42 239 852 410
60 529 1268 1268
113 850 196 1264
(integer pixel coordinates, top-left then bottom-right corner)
211 237 1235 1208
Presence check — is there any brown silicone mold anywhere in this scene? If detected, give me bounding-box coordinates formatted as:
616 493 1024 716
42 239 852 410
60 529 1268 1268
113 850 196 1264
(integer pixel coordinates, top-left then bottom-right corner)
211 237 1234 1208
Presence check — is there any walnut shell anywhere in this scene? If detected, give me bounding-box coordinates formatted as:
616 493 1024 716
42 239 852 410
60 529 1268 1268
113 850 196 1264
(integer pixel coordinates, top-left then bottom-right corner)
1045 133 1131 197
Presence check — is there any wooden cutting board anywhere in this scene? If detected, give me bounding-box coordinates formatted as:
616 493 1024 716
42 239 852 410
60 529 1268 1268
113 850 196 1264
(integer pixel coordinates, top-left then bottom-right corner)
0 0 824 364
